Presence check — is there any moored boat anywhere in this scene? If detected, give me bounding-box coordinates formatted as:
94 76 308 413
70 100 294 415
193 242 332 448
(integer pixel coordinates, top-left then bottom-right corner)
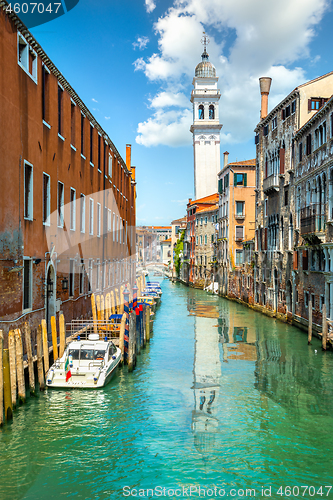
46 334 121 389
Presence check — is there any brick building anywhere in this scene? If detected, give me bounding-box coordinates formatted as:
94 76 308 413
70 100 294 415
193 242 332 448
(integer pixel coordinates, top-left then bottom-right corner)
194 204 218 287
254 72 333 317
0 6 136 337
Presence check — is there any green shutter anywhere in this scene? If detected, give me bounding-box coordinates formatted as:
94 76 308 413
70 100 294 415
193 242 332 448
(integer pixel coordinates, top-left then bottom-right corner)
244 173 247 186
234 173 237 186
226 173 229 188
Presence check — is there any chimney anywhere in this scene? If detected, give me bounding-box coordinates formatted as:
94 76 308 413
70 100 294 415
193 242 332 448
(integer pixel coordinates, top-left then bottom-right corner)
223 151 229 167
259 77 272 120
126 144 131 170
131 165 136 182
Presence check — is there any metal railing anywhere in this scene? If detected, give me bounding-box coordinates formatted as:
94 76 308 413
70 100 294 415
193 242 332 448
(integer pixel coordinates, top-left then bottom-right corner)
300 203 326 234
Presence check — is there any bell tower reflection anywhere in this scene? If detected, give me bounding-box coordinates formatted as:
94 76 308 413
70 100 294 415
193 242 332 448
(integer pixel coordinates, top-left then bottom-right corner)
189 295 223 453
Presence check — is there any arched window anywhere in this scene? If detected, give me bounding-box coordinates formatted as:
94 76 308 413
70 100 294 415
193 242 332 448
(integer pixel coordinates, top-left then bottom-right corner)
198 105 204 120
209 105 215 119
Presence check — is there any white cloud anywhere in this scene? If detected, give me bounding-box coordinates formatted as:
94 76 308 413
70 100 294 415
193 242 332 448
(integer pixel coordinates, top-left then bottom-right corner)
145 0 156 13
133 36 150 50
135 0 329 147
92 98 98 103
105 116 111 120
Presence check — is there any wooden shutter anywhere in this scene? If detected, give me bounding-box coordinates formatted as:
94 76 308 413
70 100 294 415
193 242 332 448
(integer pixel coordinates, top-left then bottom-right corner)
265 157 268 178
279 148 285 174
236 226 243 240
293 250 298 270
302 249 308 270
308 99 312 111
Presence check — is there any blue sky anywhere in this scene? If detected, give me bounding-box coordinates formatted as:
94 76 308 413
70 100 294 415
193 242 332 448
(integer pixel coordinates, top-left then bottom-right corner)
31 0 333 225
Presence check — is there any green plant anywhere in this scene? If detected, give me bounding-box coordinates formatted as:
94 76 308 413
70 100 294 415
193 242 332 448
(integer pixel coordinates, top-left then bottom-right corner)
174 230 185 277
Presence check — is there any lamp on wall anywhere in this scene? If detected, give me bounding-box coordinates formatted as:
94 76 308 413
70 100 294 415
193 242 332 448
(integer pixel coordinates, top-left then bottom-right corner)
62 277 68 291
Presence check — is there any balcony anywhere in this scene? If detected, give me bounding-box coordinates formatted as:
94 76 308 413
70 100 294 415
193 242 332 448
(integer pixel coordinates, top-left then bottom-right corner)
300 203 326 236
263 174 279 194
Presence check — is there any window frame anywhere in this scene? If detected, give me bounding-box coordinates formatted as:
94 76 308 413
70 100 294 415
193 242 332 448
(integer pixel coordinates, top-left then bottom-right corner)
42 172 50 226
23 257 33 311
24 160 33 221
70 187 76 231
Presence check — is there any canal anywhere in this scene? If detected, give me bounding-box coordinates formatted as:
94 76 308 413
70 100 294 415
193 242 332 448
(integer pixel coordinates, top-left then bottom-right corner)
1 279 333 500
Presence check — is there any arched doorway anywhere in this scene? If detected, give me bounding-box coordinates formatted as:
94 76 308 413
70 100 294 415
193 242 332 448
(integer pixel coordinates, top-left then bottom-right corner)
286 279 292 313
46 263 56 332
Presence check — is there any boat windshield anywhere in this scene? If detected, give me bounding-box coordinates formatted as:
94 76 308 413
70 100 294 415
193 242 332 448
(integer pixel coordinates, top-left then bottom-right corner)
68 347 106 361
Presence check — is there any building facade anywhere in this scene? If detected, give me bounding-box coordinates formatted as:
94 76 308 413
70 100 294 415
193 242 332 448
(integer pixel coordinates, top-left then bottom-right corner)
217 155 256 297
0 6 136 337
254 71 333 318
194 204 218 288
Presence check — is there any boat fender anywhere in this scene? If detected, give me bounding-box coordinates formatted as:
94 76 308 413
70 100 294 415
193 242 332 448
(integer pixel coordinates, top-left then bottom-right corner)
69 354 73 368
47 370 54 384
93 369 101 383
112 355 116 360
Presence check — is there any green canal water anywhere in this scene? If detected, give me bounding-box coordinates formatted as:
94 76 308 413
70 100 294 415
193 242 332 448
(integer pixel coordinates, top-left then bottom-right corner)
1 280 333 500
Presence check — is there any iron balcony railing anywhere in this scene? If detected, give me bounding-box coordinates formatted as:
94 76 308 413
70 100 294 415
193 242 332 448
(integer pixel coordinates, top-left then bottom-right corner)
300 203 326 234
263 173 279 193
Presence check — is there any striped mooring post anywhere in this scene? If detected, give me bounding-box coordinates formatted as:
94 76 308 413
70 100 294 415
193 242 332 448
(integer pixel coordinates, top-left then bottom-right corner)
123 286 130 364
132 283 138 311
139 303 144 348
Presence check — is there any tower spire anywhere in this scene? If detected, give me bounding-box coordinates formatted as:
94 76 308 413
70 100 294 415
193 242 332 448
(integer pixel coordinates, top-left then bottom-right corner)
200 31 210 60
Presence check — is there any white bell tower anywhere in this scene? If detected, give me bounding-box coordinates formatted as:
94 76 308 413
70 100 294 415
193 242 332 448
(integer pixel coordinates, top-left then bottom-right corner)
190 33 222 200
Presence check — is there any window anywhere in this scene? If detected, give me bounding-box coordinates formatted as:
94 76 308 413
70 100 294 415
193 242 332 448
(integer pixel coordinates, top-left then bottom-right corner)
200 235 203 245
234 173 247 186
236 201 245 217
236 249 243 266
264 199 268 217
200 218 203 225
98 134 101 171
196 236 198 245
305 291 309 308
81 113 85 157
58 85 63 137
281 108 286 120
116 216 119 242
96 259 100 290
42 65 50 123
57 182 64 227
18 33 37 82
306 134 312 155
291 100 296 114
272 116 277 130
235 226 244 241
284 187 289 206
309 98 320 110
107 209 111 232
113 213 116 242
97 203 101 237
204 217 208 224
204 234 207 244
299 142 303 161
209 105 214 119
90 124 94 164
285 105 291 118
320 295 325 312
23 258 32 310
89 199 94 235
79 259 85 295
69 259 75 297
42 173 50 225
263 125 269 136
71 100 76 147
24 161 33 220
198 105 204 119
80 194 85 233
88 259 92 292
70 188 76 231
311 294 315 309
108 154 112 177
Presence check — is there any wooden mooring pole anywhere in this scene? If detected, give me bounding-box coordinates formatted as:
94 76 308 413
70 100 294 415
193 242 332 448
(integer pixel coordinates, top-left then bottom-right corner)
59 313 66 358
51 316 59 362
0 330 3 425
91 293 98 334
23 322 35 395
146 305 150 342
37 325 45 391
322 303 327 351
15 329 25 404
8 330 16 409
308 299 312 345
41 319 49 375
128 311 136 372
3 348 13 421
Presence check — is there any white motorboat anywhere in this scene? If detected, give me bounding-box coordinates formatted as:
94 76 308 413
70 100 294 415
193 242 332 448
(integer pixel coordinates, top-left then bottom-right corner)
46 334 122 389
